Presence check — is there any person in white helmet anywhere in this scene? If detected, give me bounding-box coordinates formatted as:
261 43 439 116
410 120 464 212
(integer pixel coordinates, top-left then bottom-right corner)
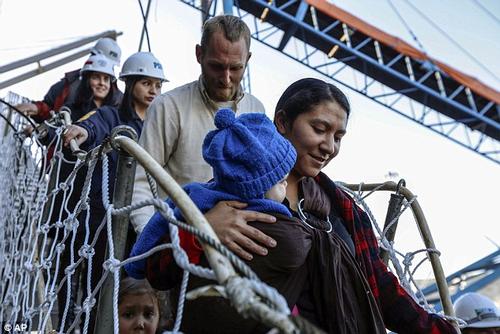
39 52 121 219
67 53 121 120
91 37 122 66
454 292 500 334
58 51 166 334
16 37 122 121
40 52 121 213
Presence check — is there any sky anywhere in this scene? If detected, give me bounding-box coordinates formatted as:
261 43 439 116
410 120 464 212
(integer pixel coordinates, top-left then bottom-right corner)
0 0 499 282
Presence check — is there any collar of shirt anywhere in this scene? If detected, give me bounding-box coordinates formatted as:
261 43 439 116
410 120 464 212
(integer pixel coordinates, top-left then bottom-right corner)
198 75 244 113
130 109 142 121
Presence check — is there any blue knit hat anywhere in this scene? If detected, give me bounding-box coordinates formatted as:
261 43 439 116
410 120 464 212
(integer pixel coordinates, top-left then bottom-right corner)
203 108 297 200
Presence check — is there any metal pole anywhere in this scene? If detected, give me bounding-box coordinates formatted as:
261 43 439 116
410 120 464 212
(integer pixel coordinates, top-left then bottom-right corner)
0 30 121 74
95 127 137 334
111 151 137 261
223 0 234 15
0 49 90 90
379 180 406 264
35 244 54 332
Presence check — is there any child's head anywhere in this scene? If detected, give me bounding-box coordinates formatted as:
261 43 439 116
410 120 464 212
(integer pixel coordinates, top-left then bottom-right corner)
118 277 160 334
203 108 296 201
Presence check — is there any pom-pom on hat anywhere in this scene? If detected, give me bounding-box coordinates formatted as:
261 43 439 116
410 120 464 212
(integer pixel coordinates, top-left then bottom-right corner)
203 108 297 200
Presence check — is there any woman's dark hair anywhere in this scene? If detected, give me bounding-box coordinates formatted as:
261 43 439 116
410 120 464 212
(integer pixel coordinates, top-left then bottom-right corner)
274 78 350 126
118 75 145 121
74 72 117 113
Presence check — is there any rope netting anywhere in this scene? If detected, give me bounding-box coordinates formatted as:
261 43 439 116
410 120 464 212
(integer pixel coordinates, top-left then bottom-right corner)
0 91 455 333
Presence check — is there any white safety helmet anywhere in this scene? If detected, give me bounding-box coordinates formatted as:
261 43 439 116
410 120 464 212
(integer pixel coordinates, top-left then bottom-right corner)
80 54 116 79
91 37 122 65
119 52 168 82
454 292 500 328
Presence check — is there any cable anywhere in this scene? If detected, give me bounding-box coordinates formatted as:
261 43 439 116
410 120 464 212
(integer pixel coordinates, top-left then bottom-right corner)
137 0 152 52
137 0 151 52
386 0 430 55
471 0 500 25
403 0 500 84
0 98 39 131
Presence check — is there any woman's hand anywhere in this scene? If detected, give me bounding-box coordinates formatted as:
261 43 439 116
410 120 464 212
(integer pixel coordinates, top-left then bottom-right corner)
16 103 39 117
205 201 277 260
63 125 88 147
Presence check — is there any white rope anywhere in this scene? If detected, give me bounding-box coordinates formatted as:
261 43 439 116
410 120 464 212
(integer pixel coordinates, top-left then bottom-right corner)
100 153 121 334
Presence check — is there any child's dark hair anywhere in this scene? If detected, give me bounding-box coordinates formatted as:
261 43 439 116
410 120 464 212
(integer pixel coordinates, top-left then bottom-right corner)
119 277 159 308
118 75 147 121
274 78 350 126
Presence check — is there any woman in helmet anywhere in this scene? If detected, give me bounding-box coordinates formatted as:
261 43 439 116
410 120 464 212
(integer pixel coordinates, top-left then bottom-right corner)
39 52 121 234
43 53 121 223
16 37 122 121
69 53 121 121
30 53 120 151
59 51 167 333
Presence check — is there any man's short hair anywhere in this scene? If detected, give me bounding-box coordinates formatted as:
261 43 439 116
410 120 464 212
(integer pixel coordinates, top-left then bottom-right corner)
200 15 251 53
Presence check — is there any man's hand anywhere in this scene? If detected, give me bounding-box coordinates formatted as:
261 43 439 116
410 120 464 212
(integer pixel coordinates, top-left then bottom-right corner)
63 125 88 147
16 103 39 117
205 201 277 260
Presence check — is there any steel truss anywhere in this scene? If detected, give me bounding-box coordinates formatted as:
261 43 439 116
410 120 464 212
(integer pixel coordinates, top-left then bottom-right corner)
421 250 500 312
182 0 500 165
